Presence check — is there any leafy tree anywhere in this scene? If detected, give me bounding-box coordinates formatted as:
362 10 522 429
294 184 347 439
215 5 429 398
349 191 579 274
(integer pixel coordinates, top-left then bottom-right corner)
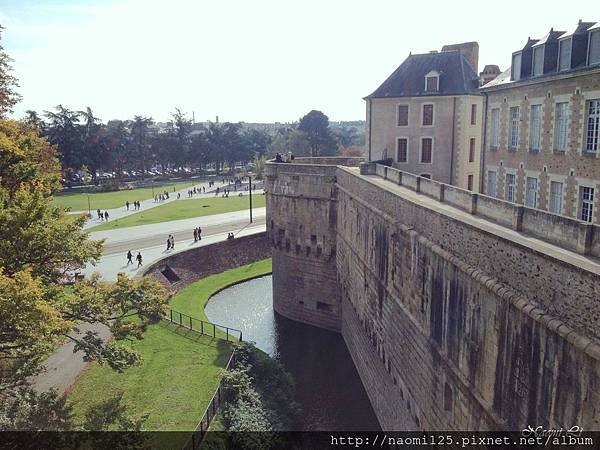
298 110 337 157
44 105 83 172
268 127 310 157
0 26 20 118
130 115 154 178
0 119 171 428
23 110 45 131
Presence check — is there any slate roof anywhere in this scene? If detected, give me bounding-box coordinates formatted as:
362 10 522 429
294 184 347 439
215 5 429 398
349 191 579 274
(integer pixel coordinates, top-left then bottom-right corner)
365 51 480 99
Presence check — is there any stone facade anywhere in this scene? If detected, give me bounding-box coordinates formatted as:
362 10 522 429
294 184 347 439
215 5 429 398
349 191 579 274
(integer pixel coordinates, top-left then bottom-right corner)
482 61 600 224
266 158 600 431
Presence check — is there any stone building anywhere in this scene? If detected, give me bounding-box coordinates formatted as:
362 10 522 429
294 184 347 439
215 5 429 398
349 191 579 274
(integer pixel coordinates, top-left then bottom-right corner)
481 20 600 224
365 42 483 191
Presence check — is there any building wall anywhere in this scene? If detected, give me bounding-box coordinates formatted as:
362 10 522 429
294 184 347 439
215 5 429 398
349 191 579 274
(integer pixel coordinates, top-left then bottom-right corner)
483 69 600 223
367 95 483 191
266 158 600 431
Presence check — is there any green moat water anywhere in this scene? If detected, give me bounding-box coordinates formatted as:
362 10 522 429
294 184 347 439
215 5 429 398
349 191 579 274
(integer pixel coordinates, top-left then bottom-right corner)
205 275 381 431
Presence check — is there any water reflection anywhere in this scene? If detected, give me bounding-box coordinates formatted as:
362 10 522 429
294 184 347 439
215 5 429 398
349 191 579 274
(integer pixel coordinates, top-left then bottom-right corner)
205 275 381 431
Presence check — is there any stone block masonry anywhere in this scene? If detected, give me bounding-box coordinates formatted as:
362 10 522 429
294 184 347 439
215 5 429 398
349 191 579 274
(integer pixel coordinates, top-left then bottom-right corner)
266 158 600 431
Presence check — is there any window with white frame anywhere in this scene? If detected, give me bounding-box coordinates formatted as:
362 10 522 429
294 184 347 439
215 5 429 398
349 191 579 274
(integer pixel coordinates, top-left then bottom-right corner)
530 104 542 151
585 99 600 153
512 53 522 81
555 102 569 152
549 181 563 214
505 173 516 202
425 72 439 92
487 170 497 197
589 30 600 65
509 106 520 149
491 108 500 147
525 177 538 208
558 38 572 71
579 186 595 223
532 46 544 76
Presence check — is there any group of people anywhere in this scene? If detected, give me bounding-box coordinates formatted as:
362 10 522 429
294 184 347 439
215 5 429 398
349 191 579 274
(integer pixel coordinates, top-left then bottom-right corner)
275 152 295 163
126 250 143 267
187 186 206 197
193 227 202 242
154 191 170 202
166 234 175 250
227 232 235 240
125 200 141 211
97 209 110 221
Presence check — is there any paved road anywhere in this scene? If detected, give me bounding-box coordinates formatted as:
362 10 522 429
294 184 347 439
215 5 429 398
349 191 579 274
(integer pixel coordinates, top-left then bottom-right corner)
32 207 266 394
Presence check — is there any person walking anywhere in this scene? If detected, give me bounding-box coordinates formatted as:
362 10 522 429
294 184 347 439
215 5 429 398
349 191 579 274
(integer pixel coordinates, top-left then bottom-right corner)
198 226 202 241
170 235 175 250
166 235 172 250
104 211 109 220
126 250 133 265
126 201 130 211
193 228 198 242
97 208 101 219
136 252 143 267
100 211 104 221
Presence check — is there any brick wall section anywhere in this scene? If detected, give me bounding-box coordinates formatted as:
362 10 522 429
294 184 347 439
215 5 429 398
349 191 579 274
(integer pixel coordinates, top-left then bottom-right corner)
142 232 271 291
483 70 600 224
266 158 600 431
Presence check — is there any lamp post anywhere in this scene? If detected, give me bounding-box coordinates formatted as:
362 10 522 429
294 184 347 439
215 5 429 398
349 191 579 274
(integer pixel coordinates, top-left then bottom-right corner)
87 193 91 218
151 180 155 198
248 175 253 224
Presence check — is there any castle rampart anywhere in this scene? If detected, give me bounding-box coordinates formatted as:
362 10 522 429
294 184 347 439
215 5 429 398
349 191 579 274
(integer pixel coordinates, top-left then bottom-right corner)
266 158 600 431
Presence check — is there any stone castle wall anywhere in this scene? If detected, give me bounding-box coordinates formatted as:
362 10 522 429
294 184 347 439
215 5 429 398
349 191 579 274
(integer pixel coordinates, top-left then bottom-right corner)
266 158 600 431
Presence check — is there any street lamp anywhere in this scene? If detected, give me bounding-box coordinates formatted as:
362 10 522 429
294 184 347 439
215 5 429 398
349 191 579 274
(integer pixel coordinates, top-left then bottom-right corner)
151 180 155 198
87 193 92 218
248 175 253 224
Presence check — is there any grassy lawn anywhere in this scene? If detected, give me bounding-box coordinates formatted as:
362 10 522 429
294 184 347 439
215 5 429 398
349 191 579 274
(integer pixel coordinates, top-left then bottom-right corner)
68 321 232 436
68 258 271 439
52 179 203 211
88 194 265 232
171 258 272 319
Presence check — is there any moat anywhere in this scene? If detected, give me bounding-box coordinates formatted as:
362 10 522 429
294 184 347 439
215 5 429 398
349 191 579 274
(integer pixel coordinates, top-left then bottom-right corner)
205 275 381 431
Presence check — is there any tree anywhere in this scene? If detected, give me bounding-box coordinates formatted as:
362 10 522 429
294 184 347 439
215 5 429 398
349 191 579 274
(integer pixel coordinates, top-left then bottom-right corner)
130 115 154 178
268 127 310 157
170 108 192 170
0 26 20 118
23 110 45 131
298 110 337 157
0 119 171 427
44 105 83 172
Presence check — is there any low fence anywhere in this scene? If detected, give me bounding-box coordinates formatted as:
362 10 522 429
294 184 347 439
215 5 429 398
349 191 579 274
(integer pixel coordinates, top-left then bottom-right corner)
166 308 242 342
360 162 600 256
182 351 238 450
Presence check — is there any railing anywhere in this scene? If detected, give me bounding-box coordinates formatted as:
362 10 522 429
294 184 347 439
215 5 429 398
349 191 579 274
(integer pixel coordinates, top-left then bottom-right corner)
182 350 238 450
166 308 243 342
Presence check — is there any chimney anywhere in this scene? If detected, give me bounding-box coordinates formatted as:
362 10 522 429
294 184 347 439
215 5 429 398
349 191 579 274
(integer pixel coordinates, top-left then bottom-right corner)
441 41 479 72
479 64 502 86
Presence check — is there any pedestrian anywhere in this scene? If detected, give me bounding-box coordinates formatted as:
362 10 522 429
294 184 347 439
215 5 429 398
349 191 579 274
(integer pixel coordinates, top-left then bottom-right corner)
100 211 104 221
126 250 133 265
166 235 171 250
136 252 143 267
104 211 109 220
177 192 181 199
170 235 175 249
126 201 130 211
203 186 205 193
193 228 198 242
97 208 101 219
198 226 202 241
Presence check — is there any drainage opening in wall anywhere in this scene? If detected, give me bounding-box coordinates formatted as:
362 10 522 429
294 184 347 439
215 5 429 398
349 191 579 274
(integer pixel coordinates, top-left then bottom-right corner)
161 264 180 283
316 301 332 312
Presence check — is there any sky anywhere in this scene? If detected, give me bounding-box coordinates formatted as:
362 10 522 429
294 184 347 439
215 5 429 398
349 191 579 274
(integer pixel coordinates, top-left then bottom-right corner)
0 0 596 124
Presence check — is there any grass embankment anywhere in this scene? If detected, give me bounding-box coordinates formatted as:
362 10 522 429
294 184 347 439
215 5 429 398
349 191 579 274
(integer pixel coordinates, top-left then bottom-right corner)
171 258 272 319
53 179 202 211
88 194 266 232
67 259 272 435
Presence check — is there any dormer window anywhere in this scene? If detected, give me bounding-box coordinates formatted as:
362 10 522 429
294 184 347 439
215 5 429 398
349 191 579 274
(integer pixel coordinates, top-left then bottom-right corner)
532 45 544 76
511 52 522 80
425 71 440 92
589 30 600 65
558 38 572 71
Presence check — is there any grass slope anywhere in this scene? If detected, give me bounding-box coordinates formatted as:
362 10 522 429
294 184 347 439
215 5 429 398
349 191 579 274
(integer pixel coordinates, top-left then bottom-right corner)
52 179 202 211
68 258 272 437
171 258 272 319
88 195 265 232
